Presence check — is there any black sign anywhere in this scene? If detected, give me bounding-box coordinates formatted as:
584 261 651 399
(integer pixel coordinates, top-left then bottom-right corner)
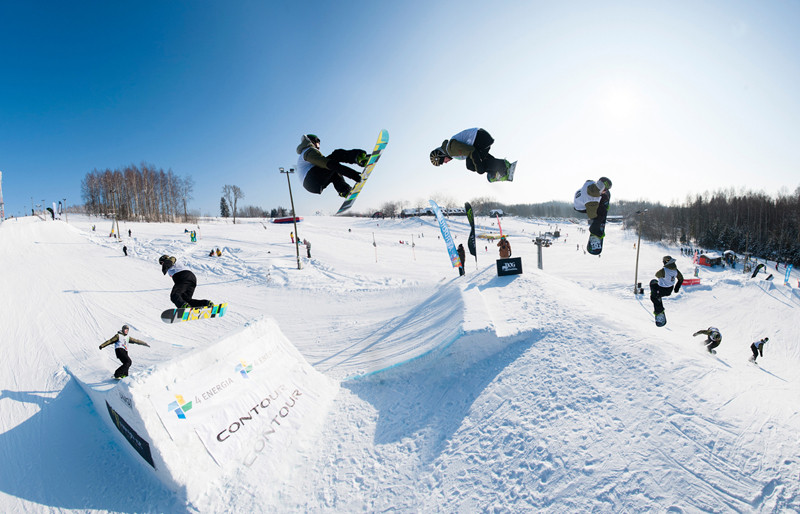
496 257 523 276
106 401 155 469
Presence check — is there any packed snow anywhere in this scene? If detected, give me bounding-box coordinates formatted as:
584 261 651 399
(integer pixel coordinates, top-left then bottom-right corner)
1 213 798 512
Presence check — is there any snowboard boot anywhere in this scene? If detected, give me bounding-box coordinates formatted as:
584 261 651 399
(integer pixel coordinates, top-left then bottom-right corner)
654 311 667 327
338 186 352 198
587 234 603 255
180 303 191 309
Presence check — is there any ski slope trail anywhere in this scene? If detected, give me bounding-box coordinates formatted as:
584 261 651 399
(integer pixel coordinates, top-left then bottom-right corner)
1 215 798 512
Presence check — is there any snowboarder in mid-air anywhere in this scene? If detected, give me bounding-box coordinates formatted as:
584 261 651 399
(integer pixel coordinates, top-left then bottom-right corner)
574 177 612 255
159 255 213 309
693 326 722 354
749 337 769 364
429 128 515 182
296 134 368 198
99 324 150 379
650 255 684 327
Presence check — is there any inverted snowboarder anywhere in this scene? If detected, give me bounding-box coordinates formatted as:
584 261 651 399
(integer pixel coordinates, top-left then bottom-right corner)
296 134 368 198
99 324 150 379
650 255 684 327
429 128 515 182
693 326 722 354
573 177 612 255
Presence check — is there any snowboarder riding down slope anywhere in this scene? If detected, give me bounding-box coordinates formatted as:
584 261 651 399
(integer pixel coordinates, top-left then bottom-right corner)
429 128 513 182
99 324 150 379
574 177 612 254
650 255 684 327
693 326 722 354
296 134 368 198
749 337 768 363
159 255 213 309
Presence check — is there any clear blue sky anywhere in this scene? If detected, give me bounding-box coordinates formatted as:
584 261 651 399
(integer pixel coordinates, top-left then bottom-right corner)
1 1 798 218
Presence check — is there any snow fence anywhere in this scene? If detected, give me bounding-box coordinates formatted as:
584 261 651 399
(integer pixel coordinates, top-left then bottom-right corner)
69 318 339 503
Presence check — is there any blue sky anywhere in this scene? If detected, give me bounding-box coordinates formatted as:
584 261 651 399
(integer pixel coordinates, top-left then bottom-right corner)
1 1 798 218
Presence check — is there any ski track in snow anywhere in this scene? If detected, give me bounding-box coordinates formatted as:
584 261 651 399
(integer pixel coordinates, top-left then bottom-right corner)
1 215 798 512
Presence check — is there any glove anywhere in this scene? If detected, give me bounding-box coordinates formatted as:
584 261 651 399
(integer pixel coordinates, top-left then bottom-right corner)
145 343 151 347
674 285 681 293
98 345 103 350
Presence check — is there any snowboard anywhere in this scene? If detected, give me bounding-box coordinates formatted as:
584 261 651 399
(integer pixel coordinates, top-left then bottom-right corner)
160 302 228 324
654 311 666 327
587 234 604 255
487 161 517 183
337 129 389 214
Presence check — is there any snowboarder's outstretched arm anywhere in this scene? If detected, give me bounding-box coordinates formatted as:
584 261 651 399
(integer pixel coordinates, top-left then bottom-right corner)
674 271 684 292
130 337 150 347
693 330 709 338
99 334 119 350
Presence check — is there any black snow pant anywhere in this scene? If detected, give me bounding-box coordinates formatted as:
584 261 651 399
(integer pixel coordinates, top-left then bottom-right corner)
465 129 507 177
114 348 132 378
750 343 761 361
649 280 674 314
589 191 611 238
303 149 365 195
170 270 210 309
706 339 721 352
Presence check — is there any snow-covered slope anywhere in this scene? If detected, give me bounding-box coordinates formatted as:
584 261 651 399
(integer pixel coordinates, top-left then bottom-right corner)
1 214 797 512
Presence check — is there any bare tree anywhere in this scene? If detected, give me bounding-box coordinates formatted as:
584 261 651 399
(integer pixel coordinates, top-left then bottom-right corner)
222 185 245 224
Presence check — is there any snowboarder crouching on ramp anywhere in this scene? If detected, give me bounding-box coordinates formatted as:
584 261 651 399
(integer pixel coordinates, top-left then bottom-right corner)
693 326 722 354
159 255 213 309
296 134 367 198
650 256 684 326
429 128 512 182
750 337 769 363
99 324 150 379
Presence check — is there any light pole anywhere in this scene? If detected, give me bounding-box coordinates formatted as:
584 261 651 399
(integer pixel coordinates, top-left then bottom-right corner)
279 167 302 270
633 209 648 294
63 198 68 223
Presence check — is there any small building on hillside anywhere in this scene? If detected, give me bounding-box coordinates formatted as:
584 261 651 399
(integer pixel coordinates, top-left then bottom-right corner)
698 252 723 267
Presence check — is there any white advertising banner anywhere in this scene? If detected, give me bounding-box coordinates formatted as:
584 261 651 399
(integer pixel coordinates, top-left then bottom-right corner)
150 318 337 471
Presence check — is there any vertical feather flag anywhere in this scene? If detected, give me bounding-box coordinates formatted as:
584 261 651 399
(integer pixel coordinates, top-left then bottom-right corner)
465 202 476 259
429 200 461 268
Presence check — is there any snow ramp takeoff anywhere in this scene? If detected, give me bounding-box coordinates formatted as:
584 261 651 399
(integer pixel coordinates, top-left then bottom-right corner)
66 318 338 504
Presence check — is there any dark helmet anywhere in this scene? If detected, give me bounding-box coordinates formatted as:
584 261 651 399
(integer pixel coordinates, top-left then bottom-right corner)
599 177 612 190
121 324 129 332
663 255 675 265
430 146 448 166
158 254 169 265
763 337 769 342
305 134 320 146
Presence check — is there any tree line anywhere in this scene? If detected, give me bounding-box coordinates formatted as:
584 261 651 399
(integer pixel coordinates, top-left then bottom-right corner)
619 188 800 266
81 163 194 222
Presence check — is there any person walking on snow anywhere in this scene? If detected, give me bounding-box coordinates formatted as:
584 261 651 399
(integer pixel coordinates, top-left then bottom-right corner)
750 337 769 364
99 324 150 379
650 255 684 326
693 326 722 354
296 134 368 198
574 177 612 253
159 255 213 309
429 128 513 182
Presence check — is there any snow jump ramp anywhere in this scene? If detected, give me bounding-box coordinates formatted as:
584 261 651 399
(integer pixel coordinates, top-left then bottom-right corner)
66 318 338 503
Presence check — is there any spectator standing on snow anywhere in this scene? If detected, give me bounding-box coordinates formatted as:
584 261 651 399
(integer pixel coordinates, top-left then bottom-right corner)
497 237 511 258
